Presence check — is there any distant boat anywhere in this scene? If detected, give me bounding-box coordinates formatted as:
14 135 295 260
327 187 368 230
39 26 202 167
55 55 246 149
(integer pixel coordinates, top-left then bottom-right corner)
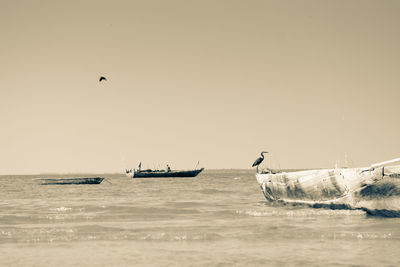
36 177 104 185
126 168 204 178
254 157 400 217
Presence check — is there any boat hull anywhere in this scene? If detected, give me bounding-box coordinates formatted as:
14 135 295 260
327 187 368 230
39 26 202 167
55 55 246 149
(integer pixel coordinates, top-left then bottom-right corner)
256 165 400 216
130 168 204 178
38 177 104 185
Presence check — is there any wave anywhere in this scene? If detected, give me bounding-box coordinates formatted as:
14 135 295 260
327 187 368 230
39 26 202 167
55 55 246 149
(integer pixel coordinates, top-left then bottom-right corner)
256 197 400 218
198 189 233 195
236 208 365 217
0 223 225 244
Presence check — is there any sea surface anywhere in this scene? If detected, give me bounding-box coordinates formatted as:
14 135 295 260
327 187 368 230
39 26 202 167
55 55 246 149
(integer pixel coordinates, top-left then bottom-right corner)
0 170 399 266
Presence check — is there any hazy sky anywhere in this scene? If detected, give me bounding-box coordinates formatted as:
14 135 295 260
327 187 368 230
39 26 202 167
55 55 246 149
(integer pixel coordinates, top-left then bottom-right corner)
1 0 400 174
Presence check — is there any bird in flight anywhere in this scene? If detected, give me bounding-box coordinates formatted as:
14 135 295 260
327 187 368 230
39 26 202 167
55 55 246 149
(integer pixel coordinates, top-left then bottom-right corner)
99 76 107 82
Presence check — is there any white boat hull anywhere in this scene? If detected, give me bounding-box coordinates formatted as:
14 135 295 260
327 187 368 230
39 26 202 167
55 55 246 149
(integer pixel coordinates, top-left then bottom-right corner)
256 163 400 216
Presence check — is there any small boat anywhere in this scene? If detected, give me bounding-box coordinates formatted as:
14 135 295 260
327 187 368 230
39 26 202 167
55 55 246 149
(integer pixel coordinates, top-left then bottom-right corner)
126 168 204 178
36 177 104 185
255 157 400 217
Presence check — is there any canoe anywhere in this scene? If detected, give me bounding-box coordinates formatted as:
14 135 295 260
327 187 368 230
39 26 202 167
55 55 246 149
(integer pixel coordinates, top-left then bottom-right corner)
256 158 400 217
126 168 204 178
37 177 104 185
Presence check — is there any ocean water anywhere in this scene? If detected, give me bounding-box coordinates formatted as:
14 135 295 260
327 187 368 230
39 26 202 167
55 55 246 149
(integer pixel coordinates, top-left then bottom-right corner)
0 170 399 266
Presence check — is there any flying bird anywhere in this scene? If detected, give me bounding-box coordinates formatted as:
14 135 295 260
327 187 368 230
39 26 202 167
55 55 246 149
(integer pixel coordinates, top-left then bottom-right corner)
252 151 268 172
99 76 107 82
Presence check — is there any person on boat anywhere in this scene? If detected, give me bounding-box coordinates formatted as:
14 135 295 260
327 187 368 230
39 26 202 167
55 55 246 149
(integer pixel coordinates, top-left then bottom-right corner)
167 164 171 172
138 162 142 172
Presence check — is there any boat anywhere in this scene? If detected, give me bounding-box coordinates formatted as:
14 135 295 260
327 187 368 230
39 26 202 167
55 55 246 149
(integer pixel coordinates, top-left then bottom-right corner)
36 177 104 185
255 157 400 217
126 168 204 178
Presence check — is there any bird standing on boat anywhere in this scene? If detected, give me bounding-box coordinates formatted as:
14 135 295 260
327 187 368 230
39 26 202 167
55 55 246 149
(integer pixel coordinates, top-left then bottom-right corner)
252 151 268 173
99 76 107 82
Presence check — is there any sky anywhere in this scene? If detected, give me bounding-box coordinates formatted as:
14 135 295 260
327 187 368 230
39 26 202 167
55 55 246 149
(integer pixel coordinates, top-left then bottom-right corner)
1 0 400 174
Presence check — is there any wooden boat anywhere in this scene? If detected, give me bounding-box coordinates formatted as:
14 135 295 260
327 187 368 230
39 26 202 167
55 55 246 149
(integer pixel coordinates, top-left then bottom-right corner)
37 177 104 185
255 158 400 217
126 168 204 178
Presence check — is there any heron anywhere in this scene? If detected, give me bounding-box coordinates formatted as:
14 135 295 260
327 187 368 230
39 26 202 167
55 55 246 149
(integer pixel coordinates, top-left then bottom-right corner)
252 151 268 173
99 76 107 82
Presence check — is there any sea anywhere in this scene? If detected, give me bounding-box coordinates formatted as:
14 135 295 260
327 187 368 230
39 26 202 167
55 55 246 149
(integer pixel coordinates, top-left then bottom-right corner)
0 170 399 266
